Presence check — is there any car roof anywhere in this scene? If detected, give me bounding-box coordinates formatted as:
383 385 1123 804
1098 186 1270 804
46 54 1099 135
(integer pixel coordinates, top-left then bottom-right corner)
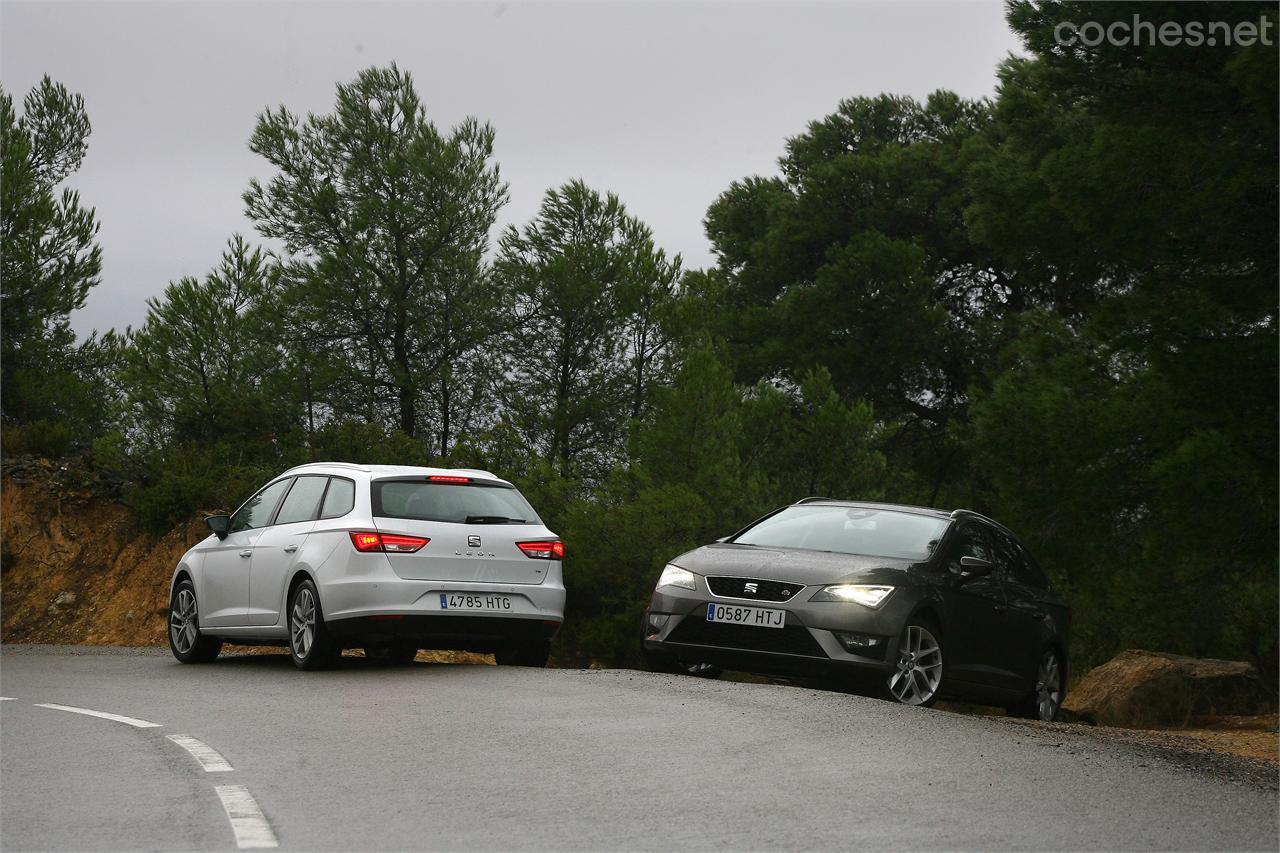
790 498 1018 537
792 498 953 519
279 462 507 483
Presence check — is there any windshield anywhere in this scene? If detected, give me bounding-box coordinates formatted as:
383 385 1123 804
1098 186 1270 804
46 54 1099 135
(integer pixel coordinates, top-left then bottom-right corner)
372 480 541 525
732 505 948 561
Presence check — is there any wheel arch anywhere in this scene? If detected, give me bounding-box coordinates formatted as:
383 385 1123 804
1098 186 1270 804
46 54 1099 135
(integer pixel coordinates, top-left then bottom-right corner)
169 565 194 602
1047 635 1070 689
907 601 945 636
285 568 318 612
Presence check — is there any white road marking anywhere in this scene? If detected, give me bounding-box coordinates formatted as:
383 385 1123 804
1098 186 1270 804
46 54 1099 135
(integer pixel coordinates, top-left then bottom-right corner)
167 734 234 772
33 702 162 728
215 785 278 849
0 697 16 701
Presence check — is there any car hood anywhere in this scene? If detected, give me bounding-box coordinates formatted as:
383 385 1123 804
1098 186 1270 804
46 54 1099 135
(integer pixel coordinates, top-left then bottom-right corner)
670 543 917 586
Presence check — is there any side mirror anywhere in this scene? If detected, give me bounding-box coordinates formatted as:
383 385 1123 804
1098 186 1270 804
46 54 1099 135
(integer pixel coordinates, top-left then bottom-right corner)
958 555 993 578
205 514 231 540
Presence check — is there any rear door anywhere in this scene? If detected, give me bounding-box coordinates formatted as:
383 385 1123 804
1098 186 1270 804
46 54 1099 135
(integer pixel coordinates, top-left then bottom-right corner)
247 475 327 626
370 476 554 585
996 532 1052 685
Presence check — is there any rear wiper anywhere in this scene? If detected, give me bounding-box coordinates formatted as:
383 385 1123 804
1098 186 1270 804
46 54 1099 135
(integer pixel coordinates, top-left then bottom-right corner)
465 515 526 524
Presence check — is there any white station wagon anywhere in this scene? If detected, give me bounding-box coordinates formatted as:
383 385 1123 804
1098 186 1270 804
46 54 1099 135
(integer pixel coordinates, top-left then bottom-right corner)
167 463 565 669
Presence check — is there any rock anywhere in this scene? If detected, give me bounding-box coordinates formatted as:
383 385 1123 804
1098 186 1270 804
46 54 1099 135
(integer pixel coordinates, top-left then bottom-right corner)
53 591 76 606
1064 649 1276 729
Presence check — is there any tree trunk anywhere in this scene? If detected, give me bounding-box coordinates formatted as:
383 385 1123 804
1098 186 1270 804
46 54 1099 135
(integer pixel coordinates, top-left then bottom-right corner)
439 367 451 459
393 311 415 437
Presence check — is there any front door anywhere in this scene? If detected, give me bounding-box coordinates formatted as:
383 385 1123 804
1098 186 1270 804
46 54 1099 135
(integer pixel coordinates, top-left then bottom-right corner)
937 523 1010 688
201 477 293 628
199 528 260 627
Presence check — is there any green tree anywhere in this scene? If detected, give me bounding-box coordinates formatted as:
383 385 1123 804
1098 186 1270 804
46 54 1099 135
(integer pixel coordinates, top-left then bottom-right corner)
493 180 681 479
0 76 104 440
742 367 889 505
120 235 287 450
557 342 754 665
703 92 1000 500
244 64 508 454
966 1 1279 675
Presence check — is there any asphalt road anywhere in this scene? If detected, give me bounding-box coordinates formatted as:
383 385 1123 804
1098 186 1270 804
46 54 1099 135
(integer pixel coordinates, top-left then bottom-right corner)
1 646 1276 852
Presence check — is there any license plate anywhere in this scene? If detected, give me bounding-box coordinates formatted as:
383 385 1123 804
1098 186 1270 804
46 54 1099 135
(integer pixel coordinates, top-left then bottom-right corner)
706 602 785 629
439 593 514 611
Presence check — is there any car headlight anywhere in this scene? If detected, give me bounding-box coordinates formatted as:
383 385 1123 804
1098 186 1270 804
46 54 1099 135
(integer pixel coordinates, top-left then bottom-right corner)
811 584 895 608
656 564 697 591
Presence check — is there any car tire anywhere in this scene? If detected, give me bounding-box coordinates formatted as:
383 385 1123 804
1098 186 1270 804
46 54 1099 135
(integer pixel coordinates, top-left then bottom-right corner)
495 639 550 667
1007 648 1065 721
883 617 944 707
168 579 222 663
287 579 338 671
366 643 417 666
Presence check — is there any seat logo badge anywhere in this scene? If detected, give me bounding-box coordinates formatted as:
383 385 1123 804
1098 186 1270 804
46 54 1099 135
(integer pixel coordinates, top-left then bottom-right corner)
468 535 482 548
744 582 758 594
781 589 791 597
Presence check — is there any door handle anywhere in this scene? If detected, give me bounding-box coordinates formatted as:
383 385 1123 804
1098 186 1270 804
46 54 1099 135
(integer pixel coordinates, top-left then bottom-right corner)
239 549 252 558
283 544 298 553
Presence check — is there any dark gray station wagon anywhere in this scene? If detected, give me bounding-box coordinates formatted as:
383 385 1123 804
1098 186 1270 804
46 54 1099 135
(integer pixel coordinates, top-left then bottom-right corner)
642 500 1069 720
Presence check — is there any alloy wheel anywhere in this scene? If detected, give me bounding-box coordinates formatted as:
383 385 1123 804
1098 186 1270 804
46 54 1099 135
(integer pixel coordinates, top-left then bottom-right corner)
1035 651 1062 721
170 589 198 655
888 624 943 706
291 588 316 659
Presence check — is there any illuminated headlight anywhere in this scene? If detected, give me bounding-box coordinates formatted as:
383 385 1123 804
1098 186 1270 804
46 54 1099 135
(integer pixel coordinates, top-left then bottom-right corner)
811 584 895 608
656 564 697 591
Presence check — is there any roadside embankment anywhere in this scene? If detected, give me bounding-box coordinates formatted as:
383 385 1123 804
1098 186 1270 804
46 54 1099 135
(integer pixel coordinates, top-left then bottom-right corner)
1 466 201 646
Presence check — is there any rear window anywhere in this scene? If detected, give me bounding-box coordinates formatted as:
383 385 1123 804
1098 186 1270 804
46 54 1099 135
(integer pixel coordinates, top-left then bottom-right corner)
732 505 948 561
372 480 540 525
320 477 355 519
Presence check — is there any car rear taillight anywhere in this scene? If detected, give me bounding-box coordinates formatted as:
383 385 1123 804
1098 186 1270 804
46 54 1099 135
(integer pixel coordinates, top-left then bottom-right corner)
349 531 430 553
428 475 470 484
516 540 564 560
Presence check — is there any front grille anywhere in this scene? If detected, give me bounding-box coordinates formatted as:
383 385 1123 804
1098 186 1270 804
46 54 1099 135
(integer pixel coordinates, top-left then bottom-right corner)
666 615 828 658
706 576 806 602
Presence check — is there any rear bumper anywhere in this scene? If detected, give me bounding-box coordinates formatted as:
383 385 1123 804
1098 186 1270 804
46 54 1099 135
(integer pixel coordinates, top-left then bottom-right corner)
328 613 560 653
320 576 565 624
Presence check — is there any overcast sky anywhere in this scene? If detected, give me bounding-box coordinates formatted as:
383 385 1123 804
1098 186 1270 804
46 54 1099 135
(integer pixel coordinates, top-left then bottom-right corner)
3 0 1022 337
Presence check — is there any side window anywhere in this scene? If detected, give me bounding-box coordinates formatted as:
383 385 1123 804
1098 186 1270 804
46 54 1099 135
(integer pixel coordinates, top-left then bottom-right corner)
989 529 1027 586
319 477 355 519
945 524 991 573
1011 539 1051 590
274 476 328 525
229 478 293 533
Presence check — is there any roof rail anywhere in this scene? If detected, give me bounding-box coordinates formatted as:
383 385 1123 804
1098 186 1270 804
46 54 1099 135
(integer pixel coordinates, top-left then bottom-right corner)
795 496 837 504
280 461 370 475
950 508 1012 532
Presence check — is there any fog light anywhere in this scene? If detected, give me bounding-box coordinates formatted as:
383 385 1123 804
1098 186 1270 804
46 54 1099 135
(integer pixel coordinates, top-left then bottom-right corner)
833 631 886 656
646 613 670 636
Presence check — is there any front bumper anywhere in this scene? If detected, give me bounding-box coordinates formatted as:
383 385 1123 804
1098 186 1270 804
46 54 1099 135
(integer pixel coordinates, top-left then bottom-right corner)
642 581 912 680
